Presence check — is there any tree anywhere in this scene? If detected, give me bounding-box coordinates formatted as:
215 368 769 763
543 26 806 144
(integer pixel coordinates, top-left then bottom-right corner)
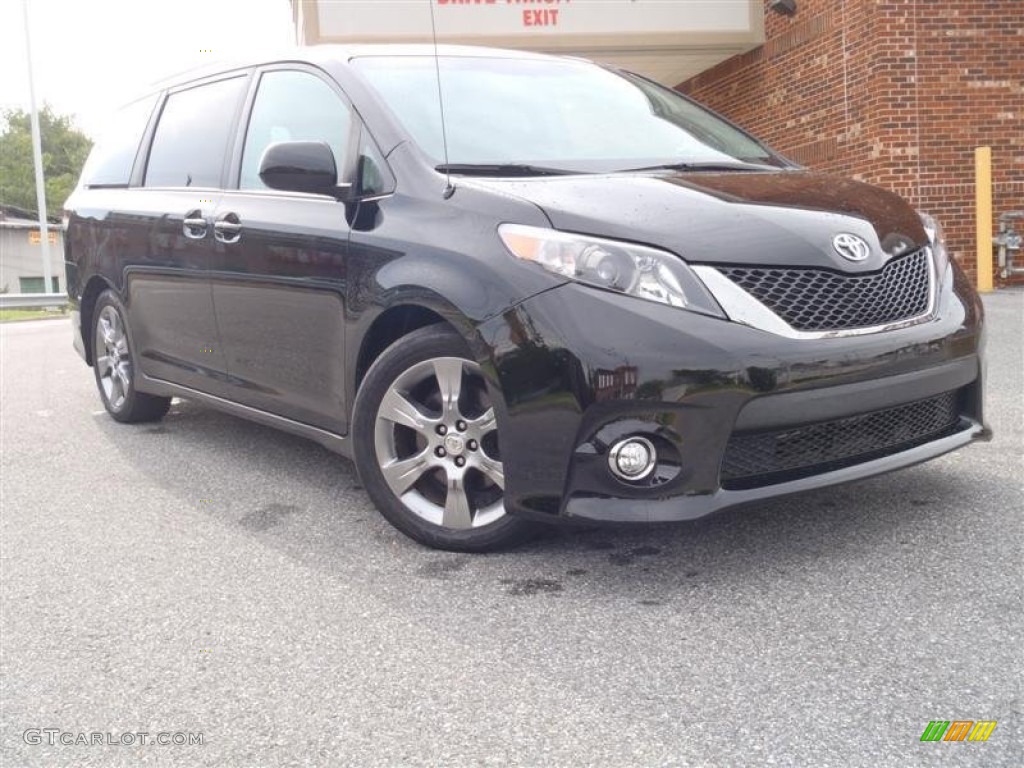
0 105 92 217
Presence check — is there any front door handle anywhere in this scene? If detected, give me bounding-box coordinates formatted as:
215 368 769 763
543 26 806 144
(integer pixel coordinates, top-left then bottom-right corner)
183 210 208 239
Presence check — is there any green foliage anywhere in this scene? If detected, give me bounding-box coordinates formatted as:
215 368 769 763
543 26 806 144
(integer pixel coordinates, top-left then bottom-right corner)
0 307 70 323
0 105 92 216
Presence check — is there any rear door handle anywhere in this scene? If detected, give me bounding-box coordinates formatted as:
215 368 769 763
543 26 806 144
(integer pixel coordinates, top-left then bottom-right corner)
183 210 208 239
214 213 241 244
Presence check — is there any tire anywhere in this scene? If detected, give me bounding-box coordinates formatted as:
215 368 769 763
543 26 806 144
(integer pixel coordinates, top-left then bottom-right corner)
92 290 171 424
353 324 537 552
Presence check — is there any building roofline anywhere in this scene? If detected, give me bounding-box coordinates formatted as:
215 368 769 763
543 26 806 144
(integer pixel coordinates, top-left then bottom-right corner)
0 204 61 226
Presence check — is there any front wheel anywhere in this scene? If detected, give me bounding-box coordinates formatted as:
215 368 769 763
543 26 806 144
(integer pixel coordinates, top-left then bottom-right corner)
353 324 536 552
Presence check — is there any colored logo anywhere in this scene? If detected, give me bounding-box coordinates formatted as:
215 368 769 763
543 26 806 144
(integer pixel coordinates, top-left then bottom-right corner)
920 720 997 742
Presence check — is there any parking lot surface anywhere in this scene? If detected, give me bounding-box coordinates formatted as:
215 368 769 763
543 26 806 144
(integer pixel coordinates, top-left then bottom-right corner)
1 291 1021 767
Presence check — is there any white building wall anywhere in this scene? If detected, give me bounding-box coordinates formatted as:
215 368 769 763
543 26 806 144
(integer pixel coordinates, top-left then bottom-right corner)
0 227 65 294
293 0 763 86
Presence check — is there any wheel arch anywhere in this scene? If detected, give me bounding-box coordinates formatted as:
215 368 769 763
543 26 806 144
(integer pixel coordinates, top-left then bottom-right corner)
350 287 512 434
355 303 452 389
79 275 117 366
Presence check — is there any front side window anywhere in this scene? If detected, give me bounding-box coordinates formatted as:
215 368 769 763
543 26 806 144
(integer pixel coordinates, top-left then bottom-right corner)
240 70 353 190
144 76 247 189
353 56 783 173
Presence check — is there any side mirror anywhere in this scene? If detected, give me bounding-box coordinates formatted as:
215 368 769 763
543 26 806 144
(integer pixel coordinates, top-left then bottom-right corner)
258 141 351 199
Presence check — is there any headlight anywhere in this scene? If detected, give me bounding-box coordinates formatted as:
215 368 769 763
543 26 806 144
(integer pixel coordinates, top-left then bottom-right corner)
919 211 943 247
498 224 723 317
918 211 950 274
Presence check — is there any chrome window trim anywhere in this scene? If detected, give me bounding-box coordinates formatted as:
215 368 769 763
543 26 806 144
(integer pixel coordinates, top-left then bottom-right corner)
693 248 937 340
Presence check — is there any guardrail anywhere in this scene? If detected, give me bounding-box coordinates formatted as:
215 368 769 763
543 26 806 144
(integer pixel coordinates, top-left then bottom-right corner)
0 293 68 309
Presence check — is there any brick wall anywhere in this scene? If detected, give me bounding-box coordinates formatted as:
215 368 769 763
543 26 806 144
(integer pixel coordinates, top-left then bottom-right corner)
678 0 1024 284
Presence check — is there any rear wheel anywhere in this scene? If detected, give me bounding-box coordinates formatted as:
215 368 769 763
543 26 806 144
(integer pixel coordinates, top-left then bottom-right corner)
353 324 536 552
92 290 171 423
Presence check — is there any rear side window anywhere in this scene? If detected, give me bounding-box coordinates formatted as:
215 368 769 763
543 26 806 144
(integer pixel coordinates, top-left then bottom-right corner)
144 76 247 188
79 94 158 187
239 70 353 190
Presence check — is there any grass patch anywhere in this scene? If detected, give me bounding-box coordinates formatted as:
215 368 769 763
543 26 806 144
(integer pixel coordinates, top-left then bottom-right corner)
0 307 69 323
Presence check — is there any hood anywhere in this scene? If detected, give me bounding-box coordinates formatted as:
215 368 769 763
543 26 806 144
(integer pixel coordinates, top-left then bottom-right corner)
466 170 929 273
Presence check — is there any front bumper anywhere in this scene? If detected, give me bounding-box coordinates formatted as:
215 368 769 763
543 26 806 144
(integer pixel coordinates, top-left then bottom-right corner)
477 262 989 523
565 420 985 523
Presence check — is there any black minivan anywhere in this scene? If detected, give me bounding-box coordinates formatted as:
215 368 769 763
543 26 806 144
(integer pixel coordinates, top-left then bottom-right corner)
65 45 989 551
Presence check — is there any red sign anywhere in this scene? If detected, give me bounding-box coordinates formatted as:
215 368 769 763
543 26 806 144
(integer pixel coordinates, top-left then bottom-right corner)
437 0 571 28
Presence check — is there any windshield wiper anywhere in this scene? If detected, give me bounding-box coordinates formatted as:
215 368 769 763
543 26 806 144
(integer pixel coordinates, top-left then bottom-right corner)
434 163 577 177
622 161 779 173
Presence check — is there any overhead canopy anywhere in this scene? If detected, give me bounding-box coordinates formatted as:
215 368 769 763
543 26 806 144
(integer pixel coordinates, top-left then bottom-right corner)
291 0 763 86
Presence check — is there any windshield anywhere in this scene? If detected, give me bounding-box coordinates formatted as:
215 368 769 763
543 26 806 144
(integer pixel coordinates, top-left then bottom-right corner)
352 56 785 174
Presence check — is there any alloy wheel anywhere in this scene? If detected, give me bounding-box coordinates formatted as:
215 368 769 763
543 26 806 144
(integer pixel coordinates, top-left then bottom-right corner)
95 305 132 411
373 357 505 530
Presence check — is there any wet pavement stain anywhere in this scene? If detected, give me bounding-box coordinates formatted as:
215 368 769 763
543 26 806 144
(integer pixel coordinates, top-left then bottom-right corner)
609 545 663 566
633 545 661 556
500 578 564 596
239 503 299 532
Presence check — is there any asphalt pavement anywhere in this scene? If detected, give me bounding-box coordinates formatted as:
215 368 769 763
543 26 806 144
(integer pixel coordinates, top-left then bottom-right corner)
1 291 1021 767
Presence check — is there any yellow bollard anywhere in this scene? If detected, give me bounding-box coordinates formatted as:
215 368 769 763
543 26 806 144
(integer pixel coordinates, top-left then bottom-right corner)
975 146 993 293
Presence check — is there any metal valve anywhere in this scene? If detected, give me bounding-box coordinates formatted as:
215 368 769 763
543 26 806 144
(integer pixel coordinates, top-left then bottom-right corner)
995 212 1024 278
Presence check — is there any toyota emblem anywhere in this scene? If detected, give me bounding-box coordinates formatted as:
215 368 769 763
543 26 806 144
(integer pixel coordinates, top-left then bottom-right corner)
832 233 871 262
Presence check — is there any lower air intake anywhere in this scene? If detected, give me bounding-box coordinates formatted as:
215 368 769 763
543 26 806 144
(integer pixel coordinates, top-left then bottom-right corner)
721 392 962 490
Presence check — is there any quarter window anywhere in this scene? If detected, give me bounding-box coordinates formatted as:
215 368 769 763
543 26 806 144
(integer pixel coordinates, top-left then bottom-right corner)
355 133 393 197
144 76 247 189
80 94 157 187
240 70 353 190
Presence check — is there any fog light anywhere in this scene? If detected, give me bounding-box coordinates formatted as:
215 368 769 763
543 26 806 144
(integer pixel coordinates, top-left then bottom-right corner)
608 437 657 482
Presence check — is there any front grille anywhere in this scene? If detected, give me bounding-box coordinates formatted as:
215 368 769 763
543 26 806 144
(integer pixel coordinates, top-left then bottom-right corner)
721 392 962 490
718 249 931 331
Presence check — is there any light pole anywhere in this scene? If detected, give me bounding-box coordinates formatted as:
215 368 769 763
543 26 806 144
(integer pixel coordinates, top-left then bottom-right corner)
22 0 55 296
